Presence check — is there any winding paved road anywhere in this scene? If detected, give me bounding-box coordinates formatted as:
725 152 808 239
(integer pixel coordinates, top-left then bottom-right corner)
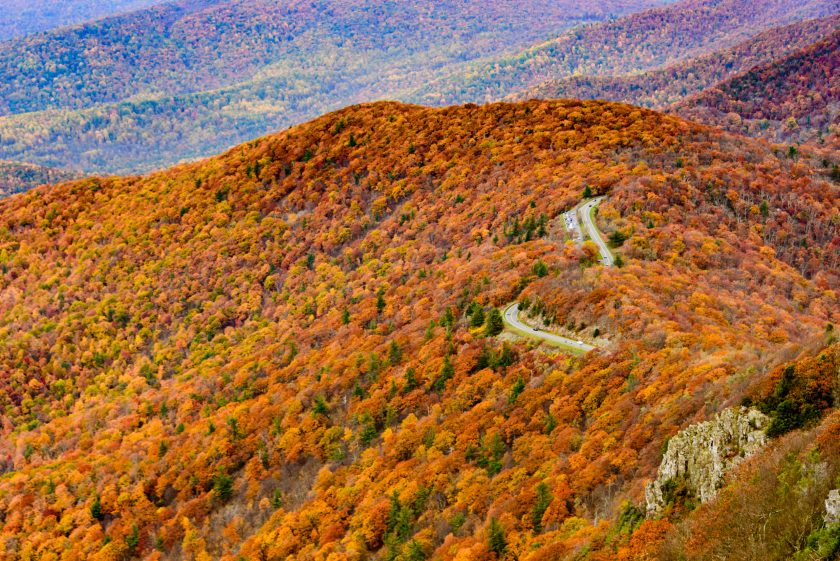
502 197 613 352
503 303 596 352
579 196 614 266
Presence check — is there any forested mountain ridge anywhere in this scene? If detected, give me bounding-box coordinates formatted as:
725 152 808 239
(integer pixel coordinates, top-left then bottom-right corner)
673 28 840 147
0 0 168 41
0 0 837 179
0 160 79 198
0 100 836 560
408 0 839 106
0 0 671 175
515 14 839 112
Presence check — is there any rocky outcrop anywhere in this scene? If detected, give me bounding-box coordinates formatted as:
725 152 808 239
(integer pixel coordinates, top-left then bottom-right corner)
646 407 770 516
826 489 840 525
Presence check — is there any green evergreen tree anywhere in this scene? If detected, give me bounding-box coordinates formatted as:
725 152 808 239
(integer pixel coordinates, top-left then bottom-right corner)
544 413 557 435
388 340 402 365
531 260 548 277
126 524 140 552
212 471 234 501
227 416 241 440
403 367 418 393
488 517 507 557
469 305 485 328
485 309 504 336
608 230 627 247
359 416 378 446
432 355 454 391
760 200 769 218
90 494 103 520
508 376 525 403
312 395 330 417
376 288 386 314
271 489 284 509
497 343 515 368
537 214 547 237
440 307 455 327
485 433 505 475
474 346 492 372
531 482 552 532
406 540 426 560
387 491 402 532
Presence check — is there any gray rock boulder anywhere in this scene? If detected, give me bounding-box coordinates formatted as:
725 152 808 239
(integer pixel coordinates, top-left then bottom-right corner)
826 489 840 525
646 407 770 516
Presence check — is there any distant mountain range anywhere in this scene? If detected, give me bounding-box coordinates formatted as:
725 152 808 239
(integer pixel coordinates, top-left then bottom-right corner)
0 0 837 180
0 0 168 41
516 15 837 110
675 27 840 147
0 160 79 197
411 0 838 105
0 0 673 175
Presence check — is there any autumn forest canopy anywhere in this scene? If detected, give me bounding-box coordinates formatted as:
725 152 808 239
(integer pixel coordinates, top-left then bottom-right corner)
0 99 836 560
0 0 838 559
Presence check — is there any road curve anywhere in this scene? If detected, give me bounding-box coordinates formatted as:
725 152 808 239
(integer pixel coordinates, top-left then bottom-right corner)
503 303 595 352
502 197 612 351
579 196 614 267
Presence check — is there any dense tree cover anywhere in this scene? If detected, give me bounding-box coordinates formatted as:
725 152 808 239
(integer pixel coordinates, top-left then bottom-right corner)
3 0 837 177
675 28 840 148
0 160 78 198
0 100 836 560
0 0 167 41
747 344 839 437
0 0 667 174
516 15 838 111
410 0 837 106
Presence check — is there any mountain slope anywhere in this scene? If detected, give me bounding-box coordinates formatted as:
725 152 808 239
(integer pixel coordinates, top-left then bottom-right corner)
674 28 840 147
1 0 837 178
0 160 78 197
0 0 168 41
0 161 78 197
0 100 835 560
0 0 671 175
409 0 839 106
514 14 839 110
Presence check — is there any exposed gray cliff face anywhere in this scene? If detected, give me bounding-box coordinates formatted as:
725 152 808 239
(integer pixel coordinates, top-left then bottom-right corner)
646 407 770 516
826 489 840 525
